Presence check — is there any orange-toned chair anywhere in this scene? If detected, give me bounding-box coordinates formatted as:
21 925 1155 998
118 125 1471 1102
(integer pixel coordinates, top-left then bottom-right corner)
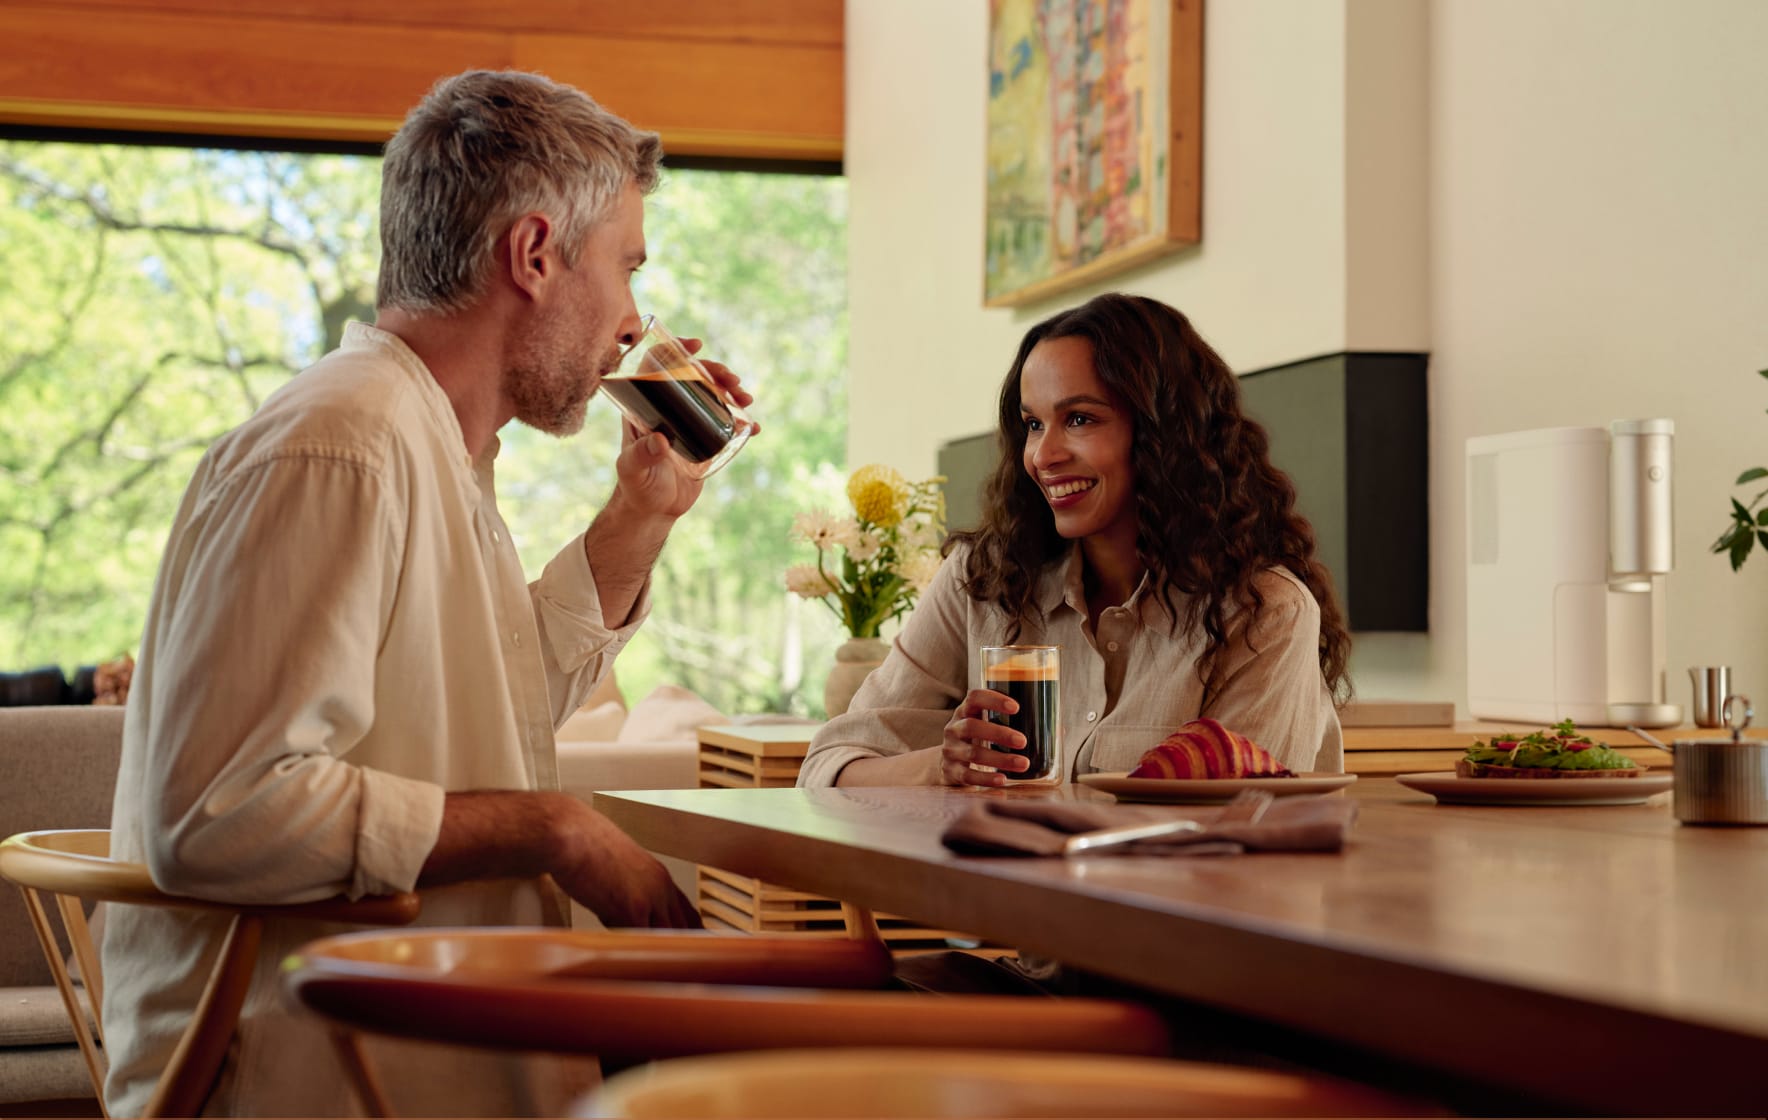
580 1048 1437 1118
283 927 1173 1116
0 829 421 1118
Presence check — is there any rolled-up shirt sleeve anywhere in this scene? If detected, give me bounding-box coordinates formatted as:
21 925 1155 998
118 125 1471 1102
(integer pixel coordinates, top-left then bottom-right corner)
532 529 650 728
137 451 442 903
799 553 971 788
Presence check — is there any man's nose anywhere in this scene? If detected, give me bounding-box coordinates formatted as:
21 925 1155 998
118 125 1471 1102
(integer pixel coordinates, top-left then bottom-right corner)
617 310 648 350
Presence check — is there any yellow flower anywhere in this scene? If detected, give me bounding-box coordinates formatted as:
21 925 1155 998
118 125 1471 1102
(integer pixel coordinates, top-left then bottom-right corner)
847 464 910 528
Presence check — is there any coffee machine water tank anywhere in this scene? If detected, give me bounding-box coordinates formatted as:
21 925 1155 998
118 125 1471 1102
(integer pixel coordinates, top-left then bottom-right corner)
1465 420 1680 728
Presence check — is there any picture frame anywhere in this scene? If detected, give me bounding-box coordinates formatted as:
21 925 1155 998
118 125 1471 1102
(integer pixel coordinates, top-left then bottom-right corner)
984 0 1202 308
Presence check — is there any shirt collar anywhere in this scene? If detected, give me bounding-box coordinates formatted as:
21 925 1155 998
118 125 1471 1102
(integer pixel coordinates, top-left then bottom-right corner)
1034 543 1173 632
342 321 492 500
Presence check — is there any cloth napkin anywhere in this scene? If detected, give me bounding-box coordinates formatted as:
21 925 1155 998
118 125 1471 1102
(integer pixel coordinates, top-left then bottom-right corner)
940 794 1357 857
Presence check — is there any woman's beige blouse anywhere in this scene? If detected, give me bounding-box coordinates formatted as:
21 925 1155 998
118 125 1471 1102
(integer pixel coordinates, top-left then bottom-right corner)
798 543 1342 788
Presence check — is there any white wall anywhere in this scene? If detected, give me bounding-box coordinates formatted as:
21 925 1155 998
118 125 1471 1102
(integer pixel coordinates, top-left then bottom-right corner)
846 0 1355 474
846 0 1768 716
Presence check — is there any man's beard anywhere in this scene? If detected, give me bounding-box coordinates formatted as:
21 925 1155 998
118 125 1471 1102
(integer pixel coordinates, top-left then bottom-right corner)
507 339 621 437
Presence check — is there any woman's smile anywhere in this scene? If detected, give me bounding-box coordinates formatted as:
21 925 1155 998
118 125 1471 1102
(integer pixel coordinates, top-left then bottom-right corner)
1043 477 1096 503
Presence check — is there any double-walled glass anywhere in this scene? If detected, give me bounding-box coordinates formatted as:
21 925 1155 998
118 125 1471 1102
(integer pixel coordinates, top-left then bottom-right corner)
981 644 1060 782
604 315 755 479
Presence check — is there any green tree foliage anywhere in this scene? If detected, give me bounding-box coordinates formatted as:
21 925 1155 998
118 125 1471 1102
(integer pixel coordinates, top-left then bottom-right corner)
0 142 850 715
500 168 853 714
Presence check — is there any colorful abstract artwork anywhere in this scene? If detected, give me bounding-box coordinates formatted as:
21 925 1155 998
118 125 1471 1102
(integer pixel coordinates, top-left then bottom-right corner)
985 0 1201 307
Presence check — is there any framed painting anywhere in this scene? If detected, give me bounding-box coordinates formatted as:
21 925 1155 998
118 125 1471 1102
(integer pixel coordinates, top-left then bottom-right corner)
984 0 1202 308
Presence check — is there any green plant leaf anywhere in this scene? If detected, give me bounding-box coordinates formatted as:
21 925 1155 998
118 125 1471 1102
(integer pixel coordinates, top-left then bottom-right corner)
1757 508 1768 526
1733 498 1754 522
1740 468 1768 485
1730 531 1755 571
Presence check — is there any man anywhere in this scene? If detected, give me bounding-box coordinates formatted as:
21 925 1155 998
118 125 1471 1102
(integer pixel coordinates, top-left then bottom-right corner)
101 69 737 1116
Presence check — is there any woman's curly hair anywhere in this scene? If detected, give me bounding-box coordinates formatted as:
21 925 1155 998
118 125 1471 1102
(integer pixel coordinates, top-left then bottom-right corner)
948 293 1351 703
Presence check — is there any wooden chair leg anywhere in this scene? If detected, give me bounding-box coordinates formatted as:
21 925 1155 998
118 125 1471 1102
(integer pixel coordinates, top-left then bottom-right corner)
326 1027 396 1118
840 902 882 943
19 886 108 1116
143 914 263 1119
56 894 105 1042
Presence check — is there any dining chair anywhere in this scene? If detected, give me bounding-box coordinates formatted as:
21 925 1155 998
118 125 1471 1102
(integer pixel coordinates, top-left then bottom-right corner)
577 1047 1435 1118
283 927 1172 1117
0 829 422 1118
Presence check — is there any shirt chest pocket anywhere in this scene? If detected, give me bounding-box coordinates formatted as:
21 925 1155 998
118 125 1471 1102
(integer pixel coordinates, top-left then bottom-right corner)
1079 724 1171 774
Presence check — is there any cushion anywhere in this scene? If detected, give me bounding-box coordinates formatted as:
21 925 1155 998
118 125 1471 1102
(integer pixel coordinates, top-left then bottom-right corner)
557 700 628 744
0 1042 98 1105
0 986 95 1047
0 706 125 988
618 685 727 743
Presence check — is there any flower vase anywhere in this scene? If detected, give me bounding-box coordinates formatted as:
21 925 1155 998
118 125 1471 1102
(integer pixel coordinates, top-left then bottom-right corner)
824 637 889 718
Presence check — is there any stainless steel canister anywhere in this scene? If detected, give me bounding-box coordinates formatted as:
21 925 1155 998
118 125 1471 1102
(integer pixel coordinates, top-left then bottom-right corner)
1672 695 1768 826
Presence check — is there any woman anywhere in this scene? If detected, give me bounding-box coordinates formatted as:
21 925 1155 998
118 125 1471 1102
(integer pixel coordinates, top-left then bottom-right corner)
798 293 1349 789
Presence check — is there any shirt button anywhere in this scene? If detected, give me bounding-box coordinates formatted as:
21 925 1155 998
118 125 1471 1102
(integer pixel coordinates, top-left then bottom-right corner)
512 631 522 647
1086 711 1098 722
491 530 501 543
1106 641 1119 652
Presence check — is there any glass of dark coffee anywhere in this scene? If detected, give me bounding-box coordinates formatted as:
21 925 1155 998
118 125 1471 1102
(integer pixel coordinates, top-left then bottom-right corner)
604 316 755 479
981 644 1060 782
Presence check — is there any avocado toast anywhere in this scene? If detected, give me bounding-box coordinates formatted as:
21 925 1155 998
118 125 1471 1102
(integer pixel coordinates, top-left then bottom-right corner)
1457 719 1642 779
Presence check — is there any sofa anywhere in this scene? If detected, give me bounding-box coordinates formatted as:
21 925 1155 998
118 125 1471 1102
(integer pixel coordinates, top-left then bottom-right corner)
0 705 124 1110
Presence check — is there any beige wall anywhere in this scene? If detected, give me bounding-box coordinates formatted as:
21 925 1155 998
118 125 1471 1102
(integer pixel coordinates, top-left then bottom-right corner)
845 0 1768 716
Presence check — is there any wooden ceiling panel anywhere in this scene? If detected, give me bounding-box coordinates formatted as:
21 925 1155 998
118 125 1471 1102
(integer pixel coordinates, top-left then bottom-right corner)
26 0 842 43
517 33 842 159
0 1 842 159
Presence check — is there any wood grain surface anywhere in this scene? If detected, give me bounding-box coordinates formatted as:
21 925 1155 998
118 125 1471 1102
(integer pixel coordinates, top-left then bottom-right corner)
0 0 843 158
596 780 1768 1114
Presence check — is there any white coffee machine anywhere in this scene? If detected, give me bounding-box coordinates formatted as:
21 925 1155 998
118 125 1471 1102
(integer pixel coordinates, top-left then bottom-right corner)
1465 420 1681 728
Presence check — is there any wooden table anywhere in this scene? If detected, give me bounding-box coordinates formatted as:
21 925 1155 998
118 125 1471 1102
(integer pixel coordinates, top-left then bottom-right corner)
596 780 1768 1115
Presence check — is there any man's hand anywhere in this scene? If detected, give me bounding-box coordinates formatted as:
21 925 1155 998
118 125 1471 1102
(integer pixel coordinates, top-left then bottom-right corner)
548 797 702 928
613 427 702 520
423 790 701 929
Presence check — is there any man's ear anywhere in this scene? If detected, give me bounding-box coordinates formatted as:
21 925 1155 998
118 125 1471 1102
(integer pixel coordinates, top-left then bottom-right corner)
506 213 554 300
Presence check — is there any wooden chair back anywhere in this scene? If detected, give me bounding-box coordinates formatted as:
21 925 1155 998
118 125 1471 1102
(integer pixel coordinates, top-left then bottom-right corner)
0 829 420 1118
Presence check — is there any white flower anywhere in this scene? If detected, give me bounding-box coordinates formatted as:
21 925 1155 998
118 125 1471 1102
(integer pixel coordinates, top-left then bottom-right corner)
827 518 863 553
784 563 837 599
847 530 883 562
900 512 943 551
898 549 943 592
790 509 841 551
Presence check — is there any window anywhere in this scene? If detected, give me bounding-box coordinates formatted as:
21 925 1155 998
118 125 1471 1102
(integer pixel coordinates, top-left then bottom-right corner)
0 139 850 715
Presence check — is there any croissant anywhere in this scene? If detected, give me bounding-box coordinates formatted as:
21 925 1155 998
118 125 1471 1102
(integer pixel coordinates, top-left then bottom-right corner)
1128 718 1293 779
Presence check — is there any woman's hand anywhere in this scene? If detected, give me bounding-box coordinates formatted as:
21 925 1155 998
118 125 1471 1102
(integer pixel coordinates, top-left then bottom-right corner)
939 688 1030 786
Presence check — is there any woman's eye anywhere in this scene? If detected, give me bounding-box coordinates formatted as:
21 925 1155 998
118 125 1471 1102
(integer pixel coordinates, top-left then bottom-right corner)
1024 417 1043 432
1066 413 1093 427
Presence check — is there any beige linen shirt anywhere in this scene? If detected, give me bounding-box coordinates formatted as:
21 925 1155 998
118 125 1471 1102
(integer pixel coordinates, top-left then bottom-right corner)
102 323 644 1117
798 544 1341 788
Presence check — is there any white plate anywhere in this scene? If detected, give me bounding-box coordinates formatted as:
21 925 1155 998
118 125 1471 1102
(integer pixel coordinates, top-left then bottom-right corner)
1077 772 1358 804
1394 770 1672 807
